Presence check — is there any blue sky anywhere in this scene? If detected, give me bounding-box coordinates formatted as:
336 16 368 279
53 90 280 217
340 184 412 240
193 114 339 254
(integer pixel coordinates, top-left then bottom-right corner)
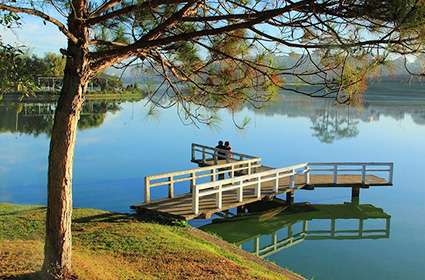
1 15 66 55
1 10 417 64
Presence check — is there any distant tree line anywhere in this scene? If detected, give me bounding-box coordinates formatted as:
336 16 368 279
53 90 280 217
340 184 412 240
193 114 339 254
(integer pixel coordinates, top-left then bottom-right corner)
0 48 130 94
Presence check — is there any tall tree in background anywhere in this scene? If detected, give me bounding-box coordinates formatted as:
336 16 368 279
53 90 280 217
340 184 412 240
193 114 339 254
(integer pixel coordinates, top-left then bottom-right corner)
1 0 425 279
44 53 67 76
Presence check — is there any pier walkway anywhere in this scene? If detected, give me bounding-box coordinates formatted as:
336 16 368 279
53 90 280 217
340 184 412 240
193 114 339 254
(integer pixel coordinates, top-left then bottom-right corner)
131 144 393 220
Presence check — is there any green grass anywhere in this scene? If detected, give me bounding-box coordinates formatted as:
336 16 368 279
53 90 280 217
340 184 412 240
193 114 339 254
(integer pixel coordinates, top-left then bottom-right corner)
0 203 301 280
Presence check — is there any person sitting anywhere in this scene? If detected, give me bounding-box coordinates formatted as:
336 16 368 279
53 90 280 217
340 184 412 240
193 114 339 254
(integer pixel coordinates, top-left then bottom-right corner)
224 141 233 161
215 140 226 160
215 140 226 180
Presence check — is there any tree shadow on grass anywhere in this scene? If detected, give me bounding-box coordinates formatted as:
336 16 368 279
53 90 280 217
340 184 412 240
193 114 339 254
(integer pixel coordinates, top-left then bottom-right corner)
3 272 41 280
72 212 131 224
0 207 46 217
72 211 187 227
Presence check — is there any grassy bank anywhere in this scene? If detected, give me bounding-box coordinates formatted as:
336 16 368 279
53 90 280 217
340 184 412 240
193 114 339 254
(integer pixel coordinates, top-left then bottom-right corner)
0 203 303 280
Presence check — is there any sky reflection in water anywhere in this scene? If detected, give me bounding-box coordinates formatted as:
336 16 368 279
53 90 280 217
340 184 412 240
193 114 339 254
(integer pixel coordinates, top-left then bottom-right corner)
0 83 424 279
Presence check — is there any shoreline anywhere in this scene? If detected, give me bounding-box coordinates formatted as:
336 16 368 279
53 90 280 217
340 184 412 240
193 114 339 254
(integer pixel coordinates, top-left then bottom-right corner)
0 92 145 103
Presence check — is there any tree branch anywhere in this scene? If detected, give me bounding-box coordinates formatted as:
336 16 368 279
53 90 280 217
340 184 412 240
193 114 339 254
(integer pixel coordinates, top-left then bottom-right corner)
90 0 123 17
0 4 78 44
141 1 198 41
90 0 312 62
86 0 188 26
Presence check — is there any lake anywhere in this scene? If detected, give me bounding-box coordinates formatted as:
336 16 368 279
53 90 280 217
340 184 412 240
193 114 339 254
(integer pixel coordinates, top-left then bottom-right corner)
1 81 424 279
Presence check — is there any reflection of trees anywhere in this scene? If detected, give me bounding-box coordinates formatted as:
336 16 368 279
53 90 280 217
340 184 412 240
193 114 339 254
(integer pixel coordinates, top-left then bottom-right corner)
0 101 121 135
78 102 120 130
310 104 359 144
250 94 361 143
410 110 425 125
249 87 425 143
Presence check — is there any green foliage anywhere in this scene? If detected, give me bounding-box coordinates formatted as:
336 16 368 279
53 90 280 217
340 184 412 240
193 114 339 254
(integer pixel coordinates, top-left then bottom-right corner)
0 12 20 27
0 43 36 93
95 73 124 91
43 53 65 76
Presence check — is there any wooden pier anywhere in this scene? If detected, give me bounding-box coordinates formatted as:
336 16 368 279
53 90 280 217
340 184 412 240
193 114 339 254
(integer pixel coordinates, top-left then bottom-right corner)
131 144 393 220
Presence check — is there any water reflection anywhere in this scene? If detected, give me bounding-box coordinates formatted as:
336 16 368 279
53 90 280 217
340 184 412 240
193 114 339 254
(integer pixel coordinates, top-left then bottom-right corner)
1 83 425 144
252 90 425 143
201 203 391 258
0 101 121 135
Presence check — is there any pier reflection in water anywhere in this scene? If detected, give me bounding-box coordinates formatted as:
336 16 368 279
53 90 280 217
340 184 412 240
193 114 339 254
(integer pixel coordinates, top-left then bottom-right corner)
200 202 391 258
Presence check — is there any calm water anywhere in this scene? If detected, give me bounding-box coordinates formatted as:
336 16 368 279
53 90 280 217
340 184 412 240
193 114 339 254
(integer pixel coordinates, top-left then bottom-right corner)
1 82 425 279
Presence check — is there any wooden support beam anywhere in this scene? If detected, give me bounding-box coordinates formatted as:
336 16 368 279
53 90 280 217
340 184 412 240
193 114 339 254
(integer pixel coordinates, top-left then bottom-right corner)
168 176 174 198
144 177 150 203
351 187 360 205
286 191 294 205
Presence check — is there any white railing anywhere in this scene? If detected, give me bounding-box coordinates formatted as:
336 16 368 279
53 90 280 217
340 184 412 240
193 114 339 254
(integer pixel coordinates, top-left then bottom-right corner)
144 158 262 203
251 216 390 257
307 162 393 185
191 143 257 164
192 162 394 215
192 163 309 215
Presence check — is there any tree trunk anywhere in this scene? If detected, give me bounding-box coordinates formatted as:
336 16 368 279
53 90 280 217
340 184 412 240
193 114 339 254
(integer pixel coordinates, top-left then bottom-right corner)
43 50 89 279
42 1 91 276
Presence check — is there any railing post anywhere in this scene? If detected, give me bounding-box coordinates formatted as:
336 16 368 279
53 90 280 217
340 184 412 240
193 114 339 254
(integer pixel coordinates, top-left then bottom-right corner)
288 224 293 238
303 220 308 233
191 143 195 161
211 169 216 182
168 176 174 198
304 166 310 184
144 177 150 203
190 172 196 193
248 161 252 175
255 179 261 199
273 232 278 251
214 149 218 164
361 164 366 185
359 218 364 238
255 237 260 256
237 182 243 202
388 163 394 184
333 164 338 184
216 183 222 209
290 171 295 189
274 173 279 193
231 164 235 178
202 147 206 162
385 217 391 238
192 187 199 215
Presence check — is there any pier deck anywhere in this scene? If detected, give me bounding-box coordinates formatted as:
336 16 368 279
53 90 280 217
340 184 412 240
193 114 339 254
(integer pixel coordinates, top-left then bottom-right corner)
132 144 393 220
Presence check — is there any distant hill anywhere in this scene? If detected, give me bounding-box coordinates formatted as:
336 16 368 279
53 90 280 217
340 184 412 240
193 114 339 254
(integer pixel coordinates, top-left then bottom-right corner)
106 54 425 85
